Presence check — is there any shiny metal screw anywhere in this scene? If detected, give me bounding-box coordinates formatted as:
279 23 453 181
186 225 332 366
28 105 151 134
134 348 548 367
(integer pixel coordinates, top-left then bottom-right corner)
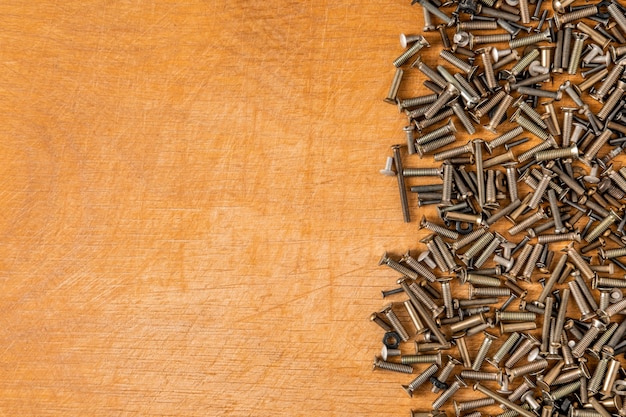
373 356 413 374
393 36 429 67
382 304 410 342
432 375 467 410
402 363 439 397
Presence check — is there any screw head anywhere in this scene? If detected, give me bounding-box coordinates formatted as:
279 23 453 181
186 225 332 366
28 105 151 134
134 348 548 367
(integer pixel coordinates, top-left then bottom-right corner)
591 318 607 331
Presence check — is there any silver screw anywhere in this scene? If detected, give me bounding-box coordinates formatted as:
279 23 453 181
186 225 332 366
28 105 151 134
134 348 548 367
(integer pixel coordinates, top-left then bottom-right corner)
402 363 439 397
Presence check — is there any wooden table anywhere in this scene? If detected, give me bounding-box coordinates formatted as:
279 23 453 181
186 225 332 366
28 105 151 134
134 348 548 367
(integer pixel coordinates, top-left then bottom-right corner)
0 0 619 416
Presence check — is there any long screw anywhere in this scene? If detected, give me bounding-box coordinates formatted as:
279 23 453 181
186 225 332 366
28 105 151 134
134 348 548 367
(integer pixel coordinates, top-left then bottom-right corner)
402 363 439 397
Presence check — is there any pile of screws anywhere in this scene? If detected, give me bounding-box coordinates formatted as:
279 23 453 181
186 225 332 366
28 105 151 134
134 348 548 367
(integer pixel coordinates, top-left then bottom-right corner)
372 0 626 416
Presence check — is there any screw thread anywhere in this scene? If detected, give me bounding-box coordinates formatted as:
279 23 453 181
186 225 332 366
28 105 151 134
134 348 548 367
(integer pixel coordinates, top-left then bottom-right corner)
472 338 494 371
452 228 487 251
441 281 454 319
403 168 440 177
434 143 473 161
454 73 480 99
596 276 626 289
516 113 550 140
463 306 490 316
550 380 582 401
485 95 514 131
393 40 426 67
498 312 536 321
567 35 586 75
418 108 454 130
488 126 524 150
568 281 593 318
434 235 457 271
535 146 578 161
588 358 608 393
440 50 473 74
517 86 560 100
433 361 457 393
474 33 512 46
506 167 518 201
495 404 531 417
374 357 414 374
473 287 511 297
573 411 603 417
585 211 618 242
509 212 545 235
409 282 438 311
604 297 626 317
466 274 501 287
571 327 601 358
602 247 626 259
559 6 598 26
509 30 550 49
384 309 411 342
565 248 595 280
415 60 448 89
527 175 552 209
474 90 506 118
559 331 574 364
474 235 501 268
508 381 531 402
459 21 498 30
504 338 536 369
605 182 625 199
432 381 462 410
511 49 540 76
591 322 617 355
451 103 476 134
419 135 457 156
608 171 626 193
593 64 625 101
597 86 625 120
423 221 459 240
462 232 495 260
521 242 543 279
519 102 547 128
401 354 440 365
608 3 626 33
582 129 613 165
427 241 449 272
407 363 439 390
519 0 530 23
416 122 456 145
441 164 454 204
458 397 496 411
552 367 584 385
460 370 499 381
383 257 419 279
400 94 439 109
517 140 553 163
537 232 579 244
507 245 533 278
425 89 458 120
403 256 437 282
490 332 520 365
507 358 548 379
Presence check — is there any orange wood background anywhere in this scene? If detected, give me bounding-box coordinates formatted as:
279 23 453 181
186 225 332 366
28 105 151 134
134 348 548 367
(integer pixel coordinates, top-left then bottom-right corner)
0 0 618 416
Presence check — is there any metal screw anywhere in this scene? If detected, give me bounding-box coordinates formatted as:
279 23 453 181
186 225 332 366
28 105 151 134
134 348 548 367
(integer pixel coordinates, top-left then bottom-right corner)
373 356 413 374
402 363 439 397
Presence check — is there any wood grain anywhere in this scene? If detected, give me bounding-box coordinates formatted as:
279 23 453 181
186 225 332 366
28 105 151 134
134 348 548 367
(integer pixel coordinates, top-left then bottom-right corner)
0 0 620 416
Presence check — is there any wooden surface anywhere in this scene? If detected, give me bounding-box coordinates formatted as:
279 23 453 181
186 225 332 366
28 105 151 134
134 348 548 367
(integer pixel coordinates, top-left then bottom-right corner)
0 1 618 416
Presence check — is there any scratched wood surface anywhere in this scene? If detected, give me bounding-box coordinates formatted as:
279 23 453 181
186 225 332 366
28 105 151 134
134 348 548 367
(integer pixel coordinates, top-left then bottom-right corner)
0 0 619 416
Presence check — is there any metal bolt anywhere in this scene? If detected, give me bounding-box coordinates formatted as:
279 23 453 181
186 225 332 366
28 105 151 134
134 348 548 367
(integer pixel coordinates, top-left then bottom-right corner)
402 363 439 397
